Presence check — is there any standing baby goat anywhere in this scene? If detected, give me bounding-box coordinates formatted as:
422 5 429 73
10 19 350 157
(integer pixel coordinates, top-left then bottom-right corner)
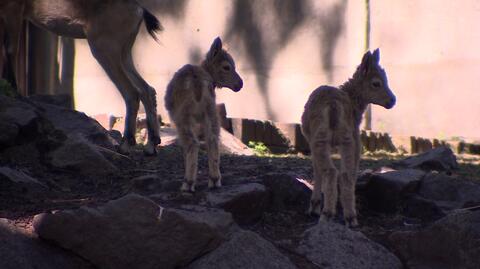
165 37 243 192
301 49 396 227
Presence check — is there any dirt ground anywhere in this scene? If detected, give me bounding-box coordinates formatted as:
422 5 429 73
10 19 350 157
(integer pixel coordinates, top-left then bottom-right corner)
1 143 479 268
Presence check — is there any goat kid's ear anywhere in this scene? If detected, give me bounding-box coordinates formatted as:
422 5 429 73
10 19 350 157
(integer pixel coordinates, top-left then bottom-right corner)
207 37 223 60
360 51 372 75
372 48 380 64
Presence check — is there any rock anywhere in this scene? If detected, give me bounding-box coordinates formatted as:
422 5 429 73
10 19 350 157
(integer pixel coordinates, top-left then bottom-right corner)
297 222 402 269
0 167 47 189
0 95 39 128
261 173 312 211
417 173 480 211
132 174 159 191
29 94 73 109
0 121 19 148
205 183 269 225
47 134 118 176
394 146 458 172
0 219 94 269
34 194 227 269
389 210 480 269
34 101 117 149
403 195 445 221
189 230 297 269
170 205 235 235
362 169 426 213
220 129 254 156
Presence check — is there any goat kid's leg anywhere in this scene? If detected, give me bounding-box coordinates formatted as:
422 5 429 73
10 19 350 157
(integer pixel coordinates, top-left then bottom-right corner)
339 138 359 227
308 155 323 216
178 128 199 192
205 117 221 189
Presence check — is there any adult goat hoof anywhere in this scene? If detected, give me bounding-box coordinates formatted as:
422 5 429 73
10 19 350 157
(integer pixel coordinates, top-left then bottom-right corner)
143 141 158 156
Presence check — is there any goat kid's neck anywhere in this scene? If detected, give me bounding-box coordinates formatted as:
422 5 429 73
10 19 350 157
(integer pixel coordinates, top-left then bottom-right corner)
340 78 368 128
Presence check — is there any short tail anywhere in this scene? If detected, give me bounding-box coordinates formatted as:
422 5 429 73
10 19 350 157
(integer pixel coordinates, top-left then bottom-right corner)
143 8 163 42
328 102 339 130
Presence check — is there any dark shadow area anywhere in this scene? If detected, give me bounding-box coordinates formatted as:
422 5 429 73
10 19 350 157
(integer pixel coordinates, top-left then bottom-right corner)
141 0 189 19
316 0 348 83
225 0 308 121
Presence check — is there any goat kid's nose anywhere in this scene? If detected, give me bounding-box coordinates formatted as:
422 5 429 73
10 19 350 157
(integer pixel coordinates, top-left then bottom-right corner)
386 96 396 109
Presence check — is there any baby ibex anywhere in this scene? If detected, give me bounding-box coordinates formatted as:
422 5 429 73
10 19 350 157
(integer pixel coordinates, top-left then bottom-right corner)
165 37 243 192
301 49 396 227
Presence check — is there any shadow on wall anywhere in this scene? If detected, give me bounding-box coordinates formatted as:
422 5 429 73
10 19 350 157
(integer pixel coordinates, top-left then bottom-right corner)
317 0 347 83
140 0 189 19
225 0 347 120
225 0 308 121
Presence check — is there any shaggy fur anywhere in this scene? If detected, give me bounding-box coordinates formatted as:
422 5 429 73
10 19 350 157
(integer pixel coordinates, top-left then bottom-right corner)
0 0 163 155
301 49 396 227
165 37 243 192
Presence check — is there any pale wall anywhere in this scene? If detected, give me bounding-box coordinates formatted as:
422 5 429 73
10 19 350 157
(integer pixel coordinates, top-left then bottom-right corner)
73 0 480 139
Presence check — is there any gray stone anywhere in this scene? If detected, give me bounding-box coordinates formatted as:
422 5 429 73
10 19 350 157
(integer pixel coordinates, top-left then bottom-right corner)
34 194 227 269
394 146 458 172
0 219 93 269
417 173 480 210
0 121 19 147
390 210 480 269
47 134 118 176
297 222 402 269
262 173 312 211
34 101 117 149
189 230 297 269
171 205 235 234
206 183 269 225
363 169 426 213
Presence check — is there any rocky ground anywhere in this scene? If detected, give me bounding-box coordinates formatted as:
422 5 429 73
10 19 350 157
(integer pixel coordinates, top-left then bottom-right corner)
1 94 480 269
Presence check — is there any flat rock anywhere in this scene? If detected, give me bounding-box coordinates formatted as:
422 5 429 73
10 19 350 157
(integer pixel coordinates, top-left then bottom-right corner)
34 194 227 269
0 218 93 269
394 146 458 172
47 134 118 176
262 173 312 211
205 183 269 225
296 222 402 269
189 230 297 269
34 101 116 149
363 169 426 213
390 210 480 269
417 173 480 210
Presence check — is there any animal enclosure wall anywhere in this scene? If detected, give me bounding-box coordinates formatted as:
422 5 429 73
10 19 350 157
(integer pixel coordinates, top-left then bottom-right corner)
72 0 480 140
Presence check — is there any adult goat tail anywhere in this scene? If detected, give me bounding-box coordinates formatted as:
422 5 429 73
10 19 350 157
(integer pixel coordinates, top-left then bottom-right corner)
143 8 163 42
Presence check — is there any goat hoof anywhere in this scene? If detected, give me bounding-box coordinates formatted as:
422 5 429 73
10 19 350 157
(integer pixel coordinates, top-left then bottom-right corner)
118 141 132 155
143 141 158 156
307 200 322 216
345 217 359 228
180 182 195 193
320 212 334 222
208 178 222 189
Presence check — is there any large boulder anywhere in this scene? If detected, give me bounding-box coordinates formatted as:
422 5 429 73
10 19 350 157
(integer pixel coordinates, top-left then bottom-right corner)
34 194 227 269
0 219 94 269
46 134 118 176
416 173 480 211
390 210 480 269
296 222 402 269
261 173 311 211
394 146 458 172
362 169 426 213
0 167 48 199
205 183 270 225
189 230 297 269
32 101 116 149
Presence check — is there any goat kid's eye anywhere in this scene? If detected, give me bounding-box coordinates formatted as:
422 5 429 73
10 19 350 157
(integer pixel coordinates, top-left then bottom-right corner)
222 65 231 71
372 81 381 88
